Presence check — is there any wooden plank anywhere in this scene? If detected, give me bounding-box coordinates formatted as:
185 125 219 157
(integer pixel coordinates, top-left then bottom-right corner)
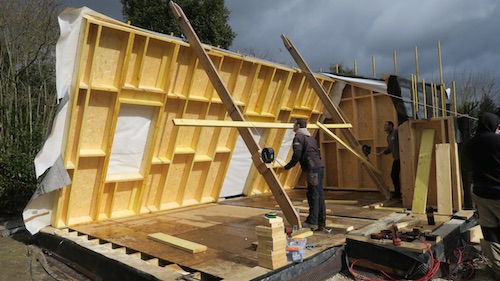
295 206 332 214
435 143 453 215
148 232 207 253
450 142 463 211
362 202 406 212
346 235 430 254
349 212 408 236
411 129 435 214
394 219 421 229
173 119 352 129
325 221 355 233
281 34 390 200
303 199 358 205
398 121 415 208
291 229 313 238
169 2 301 228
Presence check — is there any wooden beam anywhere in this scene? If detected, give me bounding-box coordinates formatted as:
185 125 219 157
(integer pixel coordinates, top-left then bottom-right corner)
316 122 381 175
411 129 435 214
303 199 358 205
169 2 301 228
281 35 390 200
173 118 352 129
148 233 207 253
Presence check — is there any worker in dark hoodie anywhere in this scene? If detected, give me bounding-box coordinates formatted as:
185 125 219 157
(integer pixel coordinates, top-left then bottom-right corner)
464 112 500 279
284 118 326 231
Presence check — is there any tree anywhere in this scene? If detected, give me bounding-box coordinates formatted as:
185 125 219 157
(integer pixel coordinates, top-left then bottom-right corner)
454 70 499 118
121 0 236 49
0 0 63 216
329 62 355 75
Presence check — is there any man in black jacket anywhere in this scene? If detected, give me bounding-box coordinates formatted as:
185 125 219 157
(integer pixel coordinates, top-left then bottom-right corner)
376 121 401 199
464 112 500 279
284 118 326 231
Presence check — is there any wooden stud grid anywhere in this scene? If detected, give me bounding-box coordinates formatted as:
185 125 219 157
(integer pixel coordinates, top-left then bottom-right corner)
52 12 337 227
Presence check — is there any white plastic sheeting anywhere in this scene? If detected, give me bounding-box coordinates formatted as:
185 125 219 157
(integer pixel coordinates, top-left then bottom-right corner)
219 128 295 198
323 73 387 94
24 7 120 234
107 105 154 176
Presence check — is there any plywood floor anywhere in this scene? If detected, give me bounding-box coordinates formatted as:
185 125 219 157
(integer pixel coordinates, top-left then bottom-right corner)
69 189 399 279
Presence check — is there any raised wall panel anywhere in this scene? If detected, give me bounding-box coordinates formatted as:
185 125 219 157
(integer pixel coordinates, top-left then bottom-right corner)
52 13 338 228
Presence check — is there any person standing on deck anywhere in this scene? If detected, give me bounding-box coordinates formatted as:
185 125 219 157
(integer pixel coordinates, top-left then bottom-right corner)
376 121 401 199
284 118 326 231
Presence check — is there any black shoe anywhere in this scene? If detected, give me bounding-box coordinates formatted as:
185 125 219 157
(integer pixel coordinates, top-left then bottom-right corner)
301 221 318 231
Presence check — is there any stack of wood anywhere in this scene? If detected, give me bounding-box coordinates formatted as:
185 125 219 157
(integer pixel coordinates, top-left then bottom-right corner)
255 215 288 269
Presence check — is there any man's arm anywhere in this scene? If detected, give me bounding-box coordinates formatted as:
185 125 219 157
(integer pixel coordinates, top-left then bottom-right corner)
284 136 303 170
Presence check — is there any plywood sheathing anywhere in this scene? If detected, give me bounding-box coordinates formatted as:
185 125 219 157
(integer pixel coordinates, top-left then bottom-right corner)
399 117 462 211
54 12 337 227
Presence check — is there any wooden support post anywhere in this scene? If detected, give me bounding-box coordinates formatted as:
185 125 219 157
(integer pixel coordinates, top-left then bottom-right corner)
393 51 397 75
452 81 457 115
414 46 419 84
372 55 376 78
169 2 301 227
281 35 390 200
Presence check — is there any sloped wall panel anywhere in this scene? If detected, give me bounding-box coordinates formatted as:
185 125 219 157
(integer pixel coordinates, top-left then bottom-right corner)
53 13 336 227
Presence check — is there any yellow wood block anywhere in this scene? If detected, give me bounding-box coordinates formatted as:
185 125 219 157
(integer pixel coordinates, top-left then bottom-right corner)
325 223 355 233
291 229 313 238
468 225 483 244
255 225 285 237
148 233 207 254
257 239 287 253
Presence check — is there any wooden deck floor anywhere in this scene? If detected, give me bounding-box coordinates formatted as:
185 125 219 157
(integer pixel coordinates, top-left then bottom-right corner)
68 190 407 279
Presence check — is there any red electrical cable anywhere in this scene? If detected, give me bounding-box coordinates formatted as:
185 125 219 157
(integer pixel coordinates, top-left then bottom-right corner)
441 246 475 281
347 238 441 281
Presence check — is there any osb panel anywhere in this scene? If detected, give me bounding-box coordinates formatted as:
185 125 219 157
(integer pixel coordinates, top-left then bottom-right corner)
54 15 335 228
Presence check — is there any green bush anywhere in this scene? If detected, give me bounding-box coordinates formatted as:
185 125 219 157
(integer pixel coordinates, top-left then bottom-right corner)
0 150 37 217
